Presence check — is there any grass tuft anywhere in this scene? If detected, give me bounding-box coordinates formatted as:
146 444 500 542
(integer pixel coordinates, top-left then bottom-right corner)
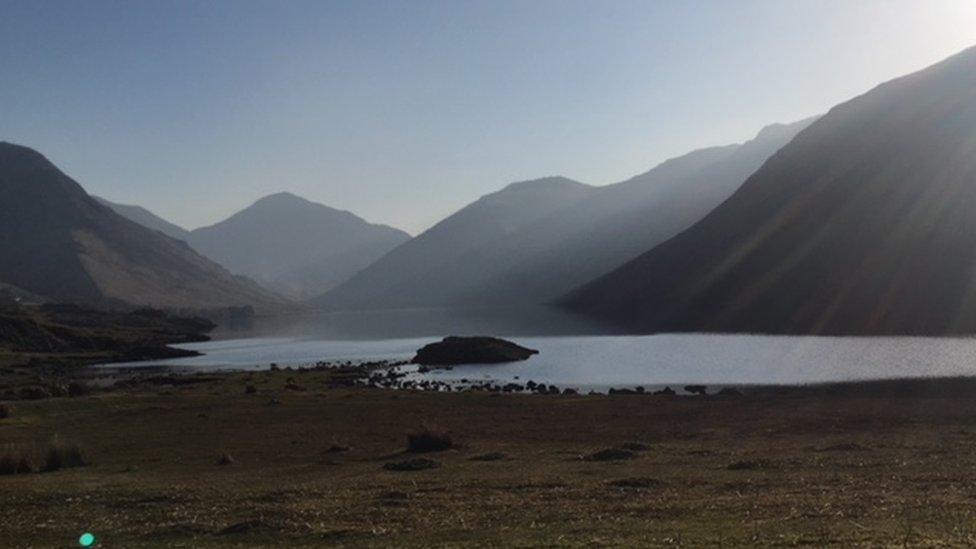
619 442 651 452
0 444 34 475
41 440 86 472
470 452 507 461
585 448 637 462
607 477 665 489
407 427 454 453
383 458 440 471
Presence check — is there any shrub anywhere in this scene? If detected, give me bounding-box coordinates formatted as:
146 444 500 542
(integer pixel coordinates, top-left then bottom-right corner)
607 477 665 489
726 459 774 471
469 452 506 462
584 448 637 462
41 441 86 472
383 458 439 471
67 382 92 397
0 445 33 475
406 427 454 453
619 442 651 452
18 386 50 400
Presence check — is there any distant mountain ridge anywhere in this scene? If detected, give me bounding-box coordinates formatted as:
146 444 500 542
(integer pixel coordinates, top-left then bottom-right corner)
0 142 287 311
185 192 411 299
311 176 598 309
313 118 813 310
94 196 190 241
564 46 976 335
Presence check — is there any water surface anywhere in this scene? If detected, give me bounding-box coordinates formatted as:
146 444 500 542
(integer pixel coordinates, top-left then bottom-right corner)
108 309 976 390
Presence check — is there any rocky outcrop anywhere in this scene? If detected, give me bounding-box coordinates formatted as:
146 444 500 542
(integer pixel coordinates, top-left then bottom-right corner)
411 336 538 366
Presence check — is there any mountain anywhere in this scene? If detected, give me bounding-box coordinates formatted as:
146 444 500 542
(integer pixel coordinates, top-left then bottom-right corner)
312 176 598 309
93 196 190 240
185 193 410 299
0 142 287 311
314 120 812 310
564 46 976 335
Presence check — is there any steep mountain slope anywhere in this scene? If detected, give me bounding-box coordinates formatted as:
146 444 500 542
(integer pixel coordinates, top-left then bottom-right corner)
315 120 811 310
312 176 598 309
94 196 190 241
186 193 410 299
564 46 976 335
0 142 287 310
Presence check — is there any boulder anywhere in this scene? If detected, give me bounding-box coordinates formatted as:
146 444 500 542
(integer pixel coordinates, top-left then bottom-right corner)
412 336 539 366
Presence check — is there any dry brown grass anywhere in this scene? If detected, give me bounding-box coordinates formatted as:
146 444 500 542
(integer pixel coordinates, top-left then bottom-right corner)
0 444 34 475
40 440 86 472
3 371 976 546
406 426 454 453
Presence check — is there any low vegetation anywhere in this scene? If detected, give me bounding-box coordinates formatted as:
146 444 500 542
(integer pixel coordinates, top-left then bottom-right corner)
0 444 34 475
40 440 86 472
584 447 637 461
383 458 441 472
0 303 215 368
1 440 85 475
4 371 976 546
406 427 455 453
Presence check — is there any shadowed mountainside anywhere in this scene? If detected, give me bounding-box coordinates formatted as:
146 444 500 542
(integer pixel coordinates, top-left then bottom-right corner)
186 192 410 300
564 46 976 335
314 120 812 310
0 143 287 311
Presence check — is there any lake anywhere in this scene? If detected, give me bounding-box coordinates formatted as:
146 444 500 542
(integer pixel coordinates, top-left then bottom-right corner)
104 307 976 390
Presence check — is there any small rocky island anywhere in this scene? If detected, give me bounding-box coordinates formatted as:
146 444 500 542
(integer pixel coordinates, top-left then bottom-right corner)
412 336 539 366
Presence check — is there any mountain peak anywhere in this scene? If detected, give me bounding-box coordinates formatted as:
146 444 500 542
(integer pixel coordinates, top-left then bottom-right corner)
499 176 589 194
0 142 60 176
0 141 44 157
186 192 410 299
751 116 820 143
253 192 311 206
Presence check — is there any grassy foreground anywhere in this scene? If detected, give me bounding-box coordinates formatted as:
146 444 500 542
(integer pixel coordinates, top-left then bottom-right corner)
4 370 976 547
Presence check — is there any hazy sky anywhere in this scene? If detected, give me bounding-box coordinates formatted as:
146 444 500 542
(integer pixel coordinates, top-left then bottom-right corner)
2 1 975 234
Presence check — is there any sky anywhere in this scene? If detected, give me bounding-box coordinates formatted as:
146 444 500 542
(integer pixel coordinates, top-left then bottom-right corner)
2 1 976 234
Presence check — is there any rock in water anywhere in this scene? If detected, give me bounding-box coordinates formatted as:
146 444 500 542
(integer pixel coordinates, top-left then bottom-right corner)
412 336 539 366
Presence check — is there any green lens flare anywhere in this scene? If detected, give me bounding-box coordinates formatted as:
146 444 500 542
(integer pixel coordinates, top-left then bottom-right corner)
79 532 95 546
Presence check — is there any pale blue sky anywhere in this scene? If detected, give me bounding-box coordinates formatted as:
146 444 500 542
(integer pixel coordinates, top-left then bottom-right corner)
2 0 975 234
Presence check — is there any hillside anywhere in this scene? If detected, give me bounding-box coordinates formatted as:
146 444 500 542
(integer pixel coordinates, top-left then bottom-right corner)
312 176 598 309
0 143 287 311
564 46 976 335
94 196 190 241
186 193 410 299
315 120 811 310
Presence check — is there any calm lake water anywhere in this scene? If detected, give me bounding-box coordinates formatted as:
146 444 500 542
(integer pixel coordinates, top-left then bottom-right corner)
105 307 976 389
